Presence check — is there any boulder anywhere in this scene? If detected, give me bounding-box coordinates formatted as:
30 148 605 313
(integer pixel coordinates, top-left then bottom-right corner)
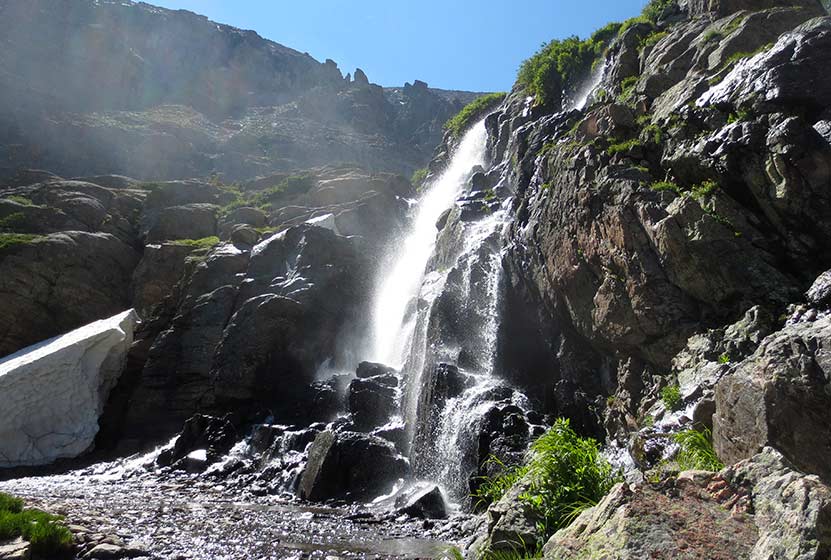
145 203 218 242
807 269 831 307
0 310 137 467
156 414 237 469
395 484 448 519
348 376 398 430
356 361 397 379
714 311 831 482
297 431 409 502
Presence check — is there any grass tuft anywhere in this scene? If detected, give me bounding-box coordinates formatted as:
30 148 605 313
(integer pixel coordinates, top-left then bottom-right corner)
661 383 682 411
674 428 724 472
473 419 622 544
0 492 73 558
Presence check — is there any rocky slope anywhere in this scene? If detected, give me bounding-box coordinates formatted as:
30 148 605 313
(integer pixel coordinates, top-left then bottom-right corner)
0 0 483 181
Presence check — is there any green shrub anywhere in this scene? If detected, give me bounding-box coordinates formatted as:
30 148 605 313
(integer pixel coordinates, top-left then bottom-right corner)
690 180 718 199
444 93 506 137
619 76 639 102
650 181 681 194
475 419 621 542
640 30 668 50
169 236 220 249
473 456 530 508
674 428 724 471
0 233 43 250
661 383 682 411
517 34 612 106
607 138 643 156
641 0 674 22
718 353 731 364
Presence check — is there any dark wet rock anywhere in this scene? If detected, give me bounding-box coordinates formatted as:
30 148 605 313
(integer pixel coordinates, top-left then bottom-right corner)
297 431 409 502
714 310 831 482
145 203 218 243
157 414 237 469
356 361 397 379
130 243 195 319
0 231 140 357
348 377 398 431
395 484 448 519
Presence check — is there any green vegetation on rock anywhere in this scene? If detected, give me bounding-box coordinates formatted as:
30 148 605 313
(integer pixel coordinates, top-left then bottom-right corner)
0 212 28 230
0 233 43 250
444 93 507 137
411 168 429 191
661 383 682 411
5 195 35 206
222 174 316 214
0 492 73 558
674 428 724 472
473 419 622 539
169 236 220 249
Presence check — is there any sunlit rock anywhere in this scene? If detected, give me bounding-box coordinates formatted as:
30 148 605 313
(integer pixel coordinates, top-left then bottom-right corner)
0 309 137 467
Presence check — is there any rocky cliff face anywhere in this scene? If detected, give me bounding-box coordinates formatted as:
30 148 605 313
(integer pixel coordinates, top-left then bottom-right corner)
454 0 831 556
0 0 482 180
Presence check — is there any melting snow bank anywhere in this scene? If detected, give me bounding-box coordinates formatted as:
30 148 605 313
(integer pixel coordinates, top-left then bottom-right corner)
0 309 137 467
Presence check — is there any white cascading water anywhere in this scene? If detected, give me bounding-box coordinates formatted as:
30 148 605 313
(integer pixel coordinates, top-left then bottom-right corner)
366 120 489 366
572 60 607 111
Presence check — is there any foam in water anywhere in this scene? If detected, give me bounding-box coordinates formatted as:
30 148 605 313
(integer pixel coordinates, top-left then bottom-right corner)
366 120 489 366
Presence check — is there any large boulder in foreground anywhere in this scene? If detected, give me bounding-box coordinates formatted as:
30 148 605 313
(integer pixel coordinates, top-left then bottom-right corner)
0 309 137 467
297 430 409 502
714 309 831 482
543 448 831 559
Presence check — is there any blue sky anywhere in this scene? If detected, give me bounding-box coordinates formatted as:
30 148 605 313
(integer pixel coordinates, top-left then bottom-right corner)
147 1 650 92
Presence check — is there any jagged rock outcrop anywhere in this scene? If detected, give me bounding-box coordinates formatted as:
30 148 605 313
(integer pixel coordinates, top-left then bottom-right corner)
714 303 831 482
0 310 137 467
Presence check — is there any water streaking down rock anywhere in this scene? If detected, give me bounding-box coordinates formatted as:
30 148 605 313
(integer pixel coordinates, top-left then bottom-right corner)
0 310 137 467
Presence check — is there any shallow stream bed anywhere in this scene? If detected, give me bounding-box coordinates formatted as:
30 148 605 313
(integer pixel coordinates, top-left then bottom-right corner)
0 470 460 559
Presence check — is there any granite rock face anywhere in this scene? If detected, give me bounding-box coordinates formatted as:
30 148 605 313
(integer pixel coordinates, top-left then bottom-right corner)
0 310 137 467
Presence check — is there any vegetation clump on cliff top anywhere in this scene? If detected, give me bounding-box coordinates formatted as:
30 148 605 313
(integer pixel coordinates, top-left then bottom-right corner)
474 419 622 541
444 92 507 137
0 491 73 558
516 0 673 106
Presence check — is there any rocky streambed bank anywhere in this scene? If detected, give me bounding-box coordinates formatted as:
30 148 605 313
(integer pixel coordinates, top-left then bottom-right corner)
0 464 464 560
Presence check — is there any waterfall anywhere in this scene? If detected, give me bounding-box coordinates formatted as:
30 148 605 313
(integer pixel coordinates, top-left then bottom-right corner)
366 120 489 367
571 60 607 111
